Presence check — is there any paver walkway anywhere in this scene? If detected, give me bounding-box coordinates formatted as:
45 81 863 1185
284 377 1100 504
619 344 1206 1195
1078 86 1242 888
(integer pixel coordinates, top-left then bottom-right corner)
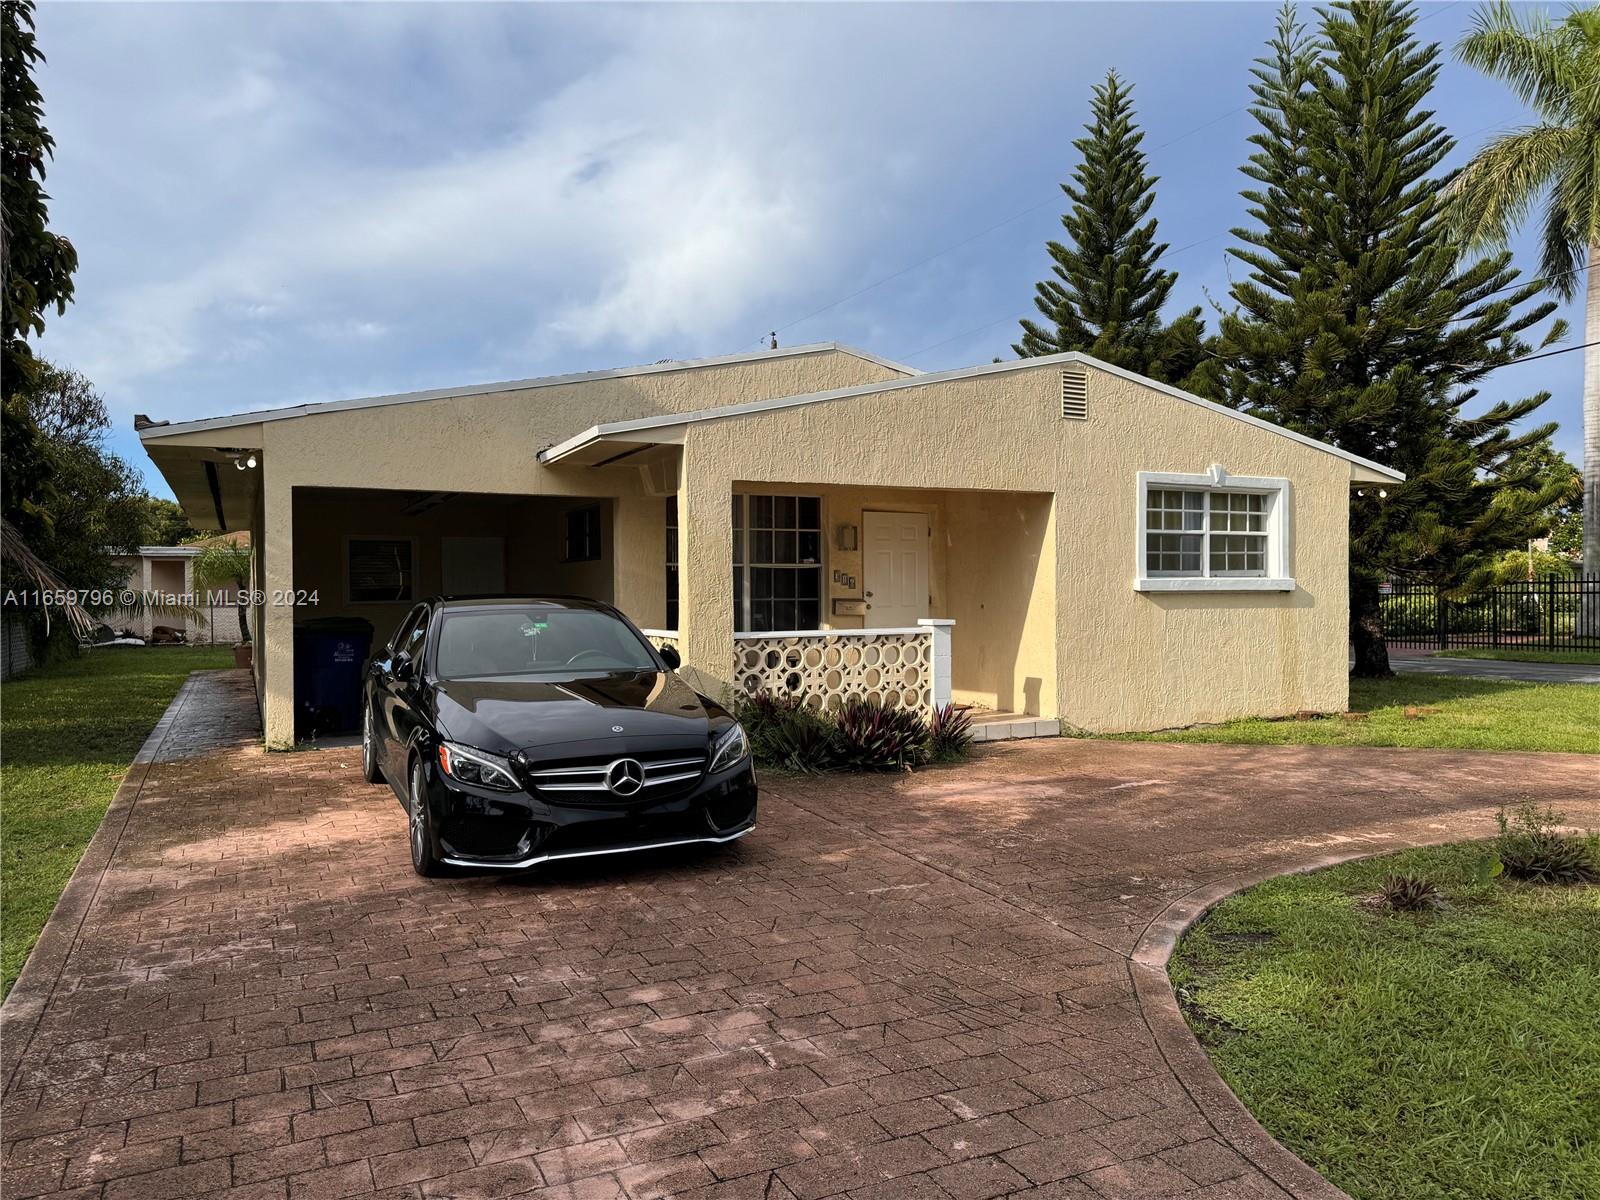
3 669 1596 1200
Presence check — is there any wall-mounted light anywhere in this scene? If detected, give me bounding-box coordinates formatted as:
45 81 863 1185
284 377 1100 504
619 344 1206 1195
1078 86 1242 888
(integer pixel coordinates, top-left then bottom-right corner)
231 452 259 471
836 524 858 551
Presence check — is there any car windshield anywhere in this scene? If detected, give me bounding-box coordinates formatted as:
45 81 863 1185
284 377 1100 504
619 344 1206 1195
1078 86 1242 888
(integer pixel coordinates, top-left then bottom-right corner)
434 607 658 678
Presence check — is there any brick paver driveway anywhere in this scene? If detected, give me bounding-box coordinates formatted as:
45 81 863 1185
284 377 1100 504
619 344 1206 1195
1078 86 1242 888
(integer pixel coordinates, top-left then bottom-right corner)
4 669 1596 1200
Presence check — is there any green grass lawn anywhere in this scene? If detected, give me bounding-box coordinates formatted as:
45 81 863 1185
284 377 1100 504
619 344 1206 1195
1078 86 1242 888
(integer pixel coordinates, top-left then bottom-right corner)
1 645 232 994
1436 647 1600 666
1109 675 1599 754
1172 844 1600 1200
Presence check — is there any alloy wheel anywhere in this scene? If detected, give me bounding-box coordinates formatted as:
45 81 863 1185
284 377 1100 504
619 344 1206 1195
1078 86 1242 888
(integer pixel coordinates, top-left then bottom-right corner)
410 763 427 866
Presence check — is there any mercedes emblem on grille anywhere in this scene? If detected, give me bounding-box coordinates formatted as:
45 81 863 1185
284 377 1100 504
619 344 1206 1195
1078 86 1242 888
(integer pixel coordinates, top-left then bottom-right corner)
605 758 645 796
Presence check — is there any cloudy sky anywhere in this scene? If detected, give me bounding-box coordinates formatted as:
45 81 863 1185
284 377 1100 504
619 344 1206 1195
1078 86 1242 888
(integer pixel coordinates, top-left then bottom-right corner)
32 1 1585 497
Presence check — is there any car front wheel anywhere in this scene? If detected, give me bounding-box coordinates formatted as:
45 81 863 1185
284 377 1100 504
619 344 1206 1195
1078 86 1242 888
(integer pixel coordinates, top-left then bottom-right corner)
361 703 384 784
409 758 446 877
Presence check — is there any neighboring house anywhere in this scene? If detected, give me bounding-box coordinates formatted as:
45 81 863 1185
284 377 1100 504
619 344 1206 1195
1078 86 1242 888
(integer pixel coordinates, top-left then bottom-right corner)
136 342 1403 747
112 533 250 645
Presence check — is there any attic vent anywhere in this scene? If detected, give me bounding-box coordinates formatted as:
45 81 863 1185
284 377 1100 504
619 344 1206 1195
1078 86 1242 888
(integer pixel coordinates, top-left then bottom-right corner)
1060 369 1089 420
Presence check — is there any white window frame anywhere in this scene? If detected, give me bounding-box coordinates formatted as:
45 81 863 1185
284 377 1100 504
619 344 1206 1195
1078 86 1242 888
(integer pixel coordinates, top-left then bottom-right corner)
732 493 825 632
1134 466 1295 593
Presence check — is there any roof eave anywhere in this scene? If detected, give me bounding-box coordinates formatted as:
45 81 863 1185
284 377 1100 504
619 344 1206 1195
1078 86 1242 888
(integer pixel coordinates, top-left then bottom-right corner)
136 342 917 442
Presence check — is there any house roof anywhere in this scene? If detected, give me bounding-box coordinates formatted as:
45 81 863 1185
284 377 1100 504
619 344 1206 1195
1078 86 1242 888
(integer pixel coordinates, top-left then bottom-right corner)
136 342 919 442
538 350 1406 483
144 545 200 557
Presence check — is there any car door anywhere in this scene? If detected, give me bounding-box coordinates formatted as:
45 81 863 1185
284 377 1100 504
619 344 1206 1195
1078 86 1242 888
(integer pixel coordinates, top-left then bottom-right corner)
377 604 428 764
388 607 434 768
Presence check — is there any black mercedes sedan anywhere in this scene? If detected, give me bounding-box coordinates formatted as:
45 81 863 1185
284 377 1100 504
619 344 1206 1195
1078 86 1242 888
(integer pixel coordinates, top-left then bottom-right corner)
361 596 755 876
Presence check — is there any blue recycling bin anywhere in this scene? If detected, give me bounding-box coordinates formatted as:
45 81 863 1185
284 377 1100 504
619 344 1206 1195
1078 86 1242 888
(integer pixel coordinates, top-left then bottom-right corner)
293 617 374 739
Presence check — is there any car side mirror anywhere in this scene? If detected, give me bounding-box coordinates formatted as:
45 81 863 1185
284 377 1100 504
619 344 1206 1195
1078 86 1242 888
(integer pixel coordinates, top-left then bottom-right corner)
659 644 681 670
393 652 415 683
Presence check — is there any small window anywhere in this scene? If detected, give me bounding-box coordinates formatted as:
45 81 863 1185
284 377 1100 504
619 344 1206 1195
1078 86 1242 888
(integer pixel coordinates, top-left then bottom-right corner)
565 505 602 562
1136 471 1291 592
349 538 415 603
1145 489 1267 578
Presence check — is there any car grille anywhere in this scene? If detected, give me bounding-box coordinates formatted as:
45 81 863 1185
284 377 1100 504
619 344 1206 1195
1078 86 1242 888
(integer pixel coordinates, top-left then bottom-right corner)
522 752 706 799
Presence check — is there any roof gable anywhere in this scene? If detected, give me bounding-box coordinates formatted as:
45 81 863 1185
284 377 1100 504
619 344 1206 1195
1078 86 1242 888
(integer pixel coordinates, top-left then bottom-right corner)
538 350 1405 482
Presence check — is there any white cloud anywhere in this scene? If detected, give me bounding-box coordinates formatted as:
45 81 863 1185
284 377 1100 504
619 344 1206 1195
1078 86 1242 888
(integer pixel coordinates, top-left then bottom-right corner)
35 3 905 410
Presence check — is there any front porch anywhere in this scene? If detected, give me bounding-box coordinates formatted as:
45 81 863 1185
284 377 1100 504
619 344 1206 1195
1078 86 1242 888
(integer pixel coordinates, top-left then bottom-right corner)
647 479 1059 733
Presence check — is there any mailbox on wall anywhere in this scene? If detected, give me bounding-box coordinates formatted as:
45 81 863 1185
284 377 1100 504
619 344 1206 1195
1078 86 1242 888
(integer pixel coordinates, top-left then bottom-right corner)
832 598 868 618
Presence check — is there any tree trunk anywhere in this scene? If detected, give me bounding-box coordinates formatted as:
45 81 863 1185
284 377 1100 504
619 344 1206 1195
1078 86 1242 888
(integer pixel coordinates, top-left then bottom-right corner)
235 574 250 644
1350 572 1393 678
1582 241 1599 633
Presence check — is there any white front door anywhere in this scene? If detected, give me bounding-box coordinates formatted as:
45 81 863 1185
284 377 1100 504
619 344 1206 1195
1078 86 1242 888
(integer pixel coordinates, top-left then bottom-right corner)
441 536 506 595
862 510 929 627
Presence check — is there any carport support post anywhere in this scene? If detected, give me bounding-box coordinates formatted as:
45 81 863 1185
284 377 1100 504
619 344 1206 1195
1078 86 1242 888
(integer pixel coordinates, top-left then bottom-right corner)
611 494 666 627
677 456 735 701
262 473 296 749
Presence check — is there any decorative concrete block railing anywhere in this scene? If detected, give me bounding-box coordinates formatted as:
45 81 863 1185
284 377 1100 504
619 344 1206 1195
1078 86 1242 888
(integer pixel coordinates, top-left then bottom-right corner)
733 619 953 716
639 629 680 655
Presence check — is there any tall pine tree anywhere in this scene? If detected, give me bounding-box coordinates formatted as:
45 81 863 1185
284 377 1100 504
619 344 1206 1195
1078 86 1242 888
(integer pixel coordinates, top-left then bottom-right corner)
1015 71 1212 390
1218 1 1566 677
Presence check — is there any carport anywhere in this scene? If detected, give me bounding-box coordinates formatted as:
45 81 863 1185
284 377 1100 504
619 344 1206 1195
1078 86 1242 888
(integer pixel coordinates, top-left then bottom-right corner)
291 486 619 638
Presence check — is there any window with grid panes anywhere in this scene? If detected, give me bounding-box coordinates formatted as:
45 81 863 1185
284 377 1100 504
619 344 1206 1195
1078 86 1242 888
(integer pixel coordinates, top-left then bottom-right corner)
1144 488 1268 578
664 496 679 629
732 494 822 631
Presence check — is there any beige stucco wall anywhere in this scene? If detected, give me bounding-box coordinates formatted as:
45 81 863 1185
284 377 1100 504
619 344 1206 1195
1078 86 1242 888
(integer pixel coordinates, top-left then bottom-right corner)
944 492 1056 715
674 362 1351 732
252 347 903 745
197 347 1355 744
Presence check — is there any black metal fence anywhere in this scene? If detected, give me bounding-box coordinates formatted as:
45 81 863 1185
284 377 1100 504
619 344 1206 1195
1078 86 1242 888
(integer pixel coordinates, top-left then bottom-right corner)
1381 577 1600 650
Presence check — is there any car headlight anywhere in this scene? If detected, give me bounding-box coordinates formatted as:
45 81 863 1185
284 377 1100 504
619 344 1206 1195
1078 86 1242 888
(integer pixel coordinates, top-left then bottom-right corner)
708 722 750 774
438 741 519 791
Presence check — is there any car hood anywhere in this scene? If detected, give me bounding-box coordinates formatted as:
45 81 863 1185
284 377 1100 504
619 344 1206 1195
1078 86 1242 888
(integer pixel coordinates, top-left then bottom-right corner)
432 669 720 757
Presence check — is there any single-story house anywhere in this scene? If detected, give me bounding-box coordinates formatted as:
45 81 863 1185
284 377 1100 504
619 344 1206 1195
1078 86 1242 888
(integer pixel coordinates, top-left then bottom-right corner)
111 544 197 641
136 342 1402 747
111 532 251 644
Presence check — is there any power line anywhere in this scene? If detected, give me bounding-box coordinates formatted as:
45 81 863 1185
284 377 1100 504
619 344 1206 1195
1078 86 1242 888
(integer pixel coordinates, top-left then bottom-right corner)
1500 337 1600 368
758 0 1497 357
759 2 1469 351
896 146 1571 364
896 231 1233 361
753 98 1258 349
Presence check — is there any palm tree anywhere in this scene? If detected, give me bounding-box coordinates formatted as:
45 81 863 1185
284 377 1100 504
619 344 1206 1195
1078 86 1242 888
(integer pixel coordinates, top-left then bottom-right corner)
193 540 252 643
1450 3 1600 607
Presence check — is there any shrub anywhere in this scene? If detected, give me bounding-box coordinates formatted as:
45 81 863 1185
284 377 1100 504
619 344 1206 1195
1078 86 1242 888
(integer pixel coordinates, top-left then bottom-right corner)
762 706 837 774
732 689 805 746
929 704 975 761
732 691 834 772
1379 873 1442 912
831 698 931 771
732 692 978 773
1494 803 1600 885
